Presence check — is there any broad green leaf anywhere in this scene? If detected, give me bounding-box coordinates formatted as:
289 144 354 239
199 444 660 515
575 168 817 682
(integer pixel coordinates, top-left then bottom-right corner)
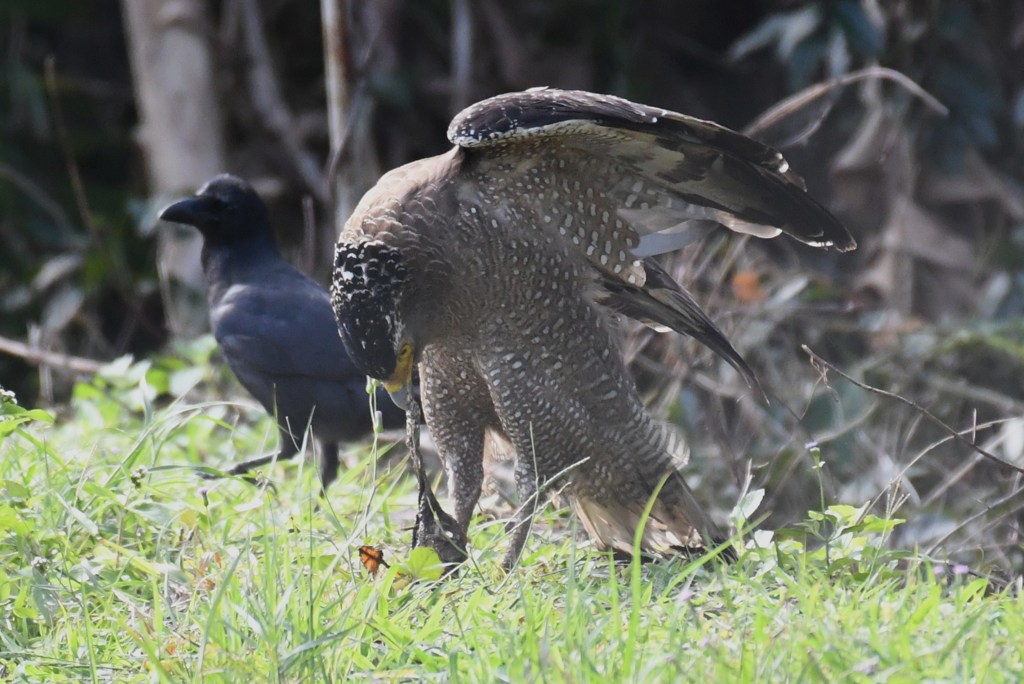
402 547 444 581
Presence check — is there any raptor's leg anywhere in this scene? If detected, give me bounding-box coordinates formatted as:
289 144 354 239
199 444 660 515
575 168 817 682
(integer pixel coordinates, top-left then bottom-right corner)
317 442 340 493
419 357 499 536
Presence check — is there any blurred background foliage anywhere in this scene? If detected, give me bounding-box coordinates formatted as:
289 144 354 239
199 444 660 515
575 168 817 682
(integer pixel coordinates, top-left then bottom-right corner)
2 0 1024 570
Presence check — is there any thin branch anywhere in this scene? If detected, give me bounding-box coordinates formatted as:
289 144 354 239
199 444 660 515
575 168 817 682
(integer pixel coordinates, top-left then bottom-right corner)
925 486 1024 556
43 57 98 244
0 162 77 236
321 0 351 186
923 372 1024 414
322 1 384 195
0 334 104 375
450 0 473 113
744 66 948 141
239 0 327 203
802 345 1024 476
865 417 1014 512
44 56 152 344
324 85 369 193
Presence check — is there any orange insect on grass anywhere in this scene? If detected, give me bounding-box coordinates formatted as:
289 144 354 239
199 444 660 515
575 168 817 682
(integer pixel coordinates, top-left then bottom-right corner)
358 545 389 575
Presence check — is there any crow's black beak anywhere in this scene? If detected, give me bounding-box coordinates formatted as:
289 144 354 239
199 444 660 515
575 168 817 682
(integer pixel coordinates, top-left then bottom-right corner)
160 195 222 228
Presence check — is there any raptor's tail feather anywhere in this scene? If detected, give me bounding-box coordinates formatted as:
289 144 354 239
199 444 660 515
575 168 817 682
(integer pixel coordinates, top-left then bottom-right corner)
569 470 730 560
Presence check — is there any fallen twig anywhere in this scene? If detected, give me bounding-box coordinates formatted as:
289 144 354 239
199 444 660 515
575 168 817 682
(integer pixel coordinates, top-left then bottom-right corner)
0 334 104 375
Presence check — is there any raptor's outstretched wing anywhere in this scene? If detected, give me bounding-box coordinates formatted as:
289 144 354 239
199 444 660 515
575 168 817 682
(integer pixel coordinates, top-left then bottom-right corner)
448 88 853 384
450 87 854 290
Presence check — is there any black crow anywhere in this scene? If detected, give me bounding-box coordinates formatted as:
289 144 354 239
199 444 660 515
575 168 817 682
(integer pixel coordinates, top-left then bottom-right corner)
160 174 405 491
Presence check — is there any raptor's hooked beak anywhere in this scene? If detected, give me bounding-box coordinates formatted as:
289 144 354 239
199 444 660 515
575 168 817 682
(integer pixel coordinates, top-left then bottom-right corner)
383 341 414 411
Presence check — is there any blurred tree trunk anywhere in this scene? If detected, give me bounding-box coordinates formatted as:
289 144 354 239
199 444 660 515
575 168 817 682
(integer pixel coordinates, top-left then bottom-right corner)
321 0 393 266
122 0 226 337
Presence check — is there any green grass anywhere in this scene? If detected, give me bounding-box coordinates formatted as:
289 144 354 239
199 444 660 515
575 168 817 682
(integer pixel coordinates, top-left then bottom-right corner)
1 352 1022 682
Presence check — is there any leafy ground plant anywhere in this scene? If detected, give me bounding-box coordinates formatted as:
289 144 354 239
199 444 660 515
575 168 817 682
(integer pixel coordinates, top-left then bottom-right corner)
1 356 1022 682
